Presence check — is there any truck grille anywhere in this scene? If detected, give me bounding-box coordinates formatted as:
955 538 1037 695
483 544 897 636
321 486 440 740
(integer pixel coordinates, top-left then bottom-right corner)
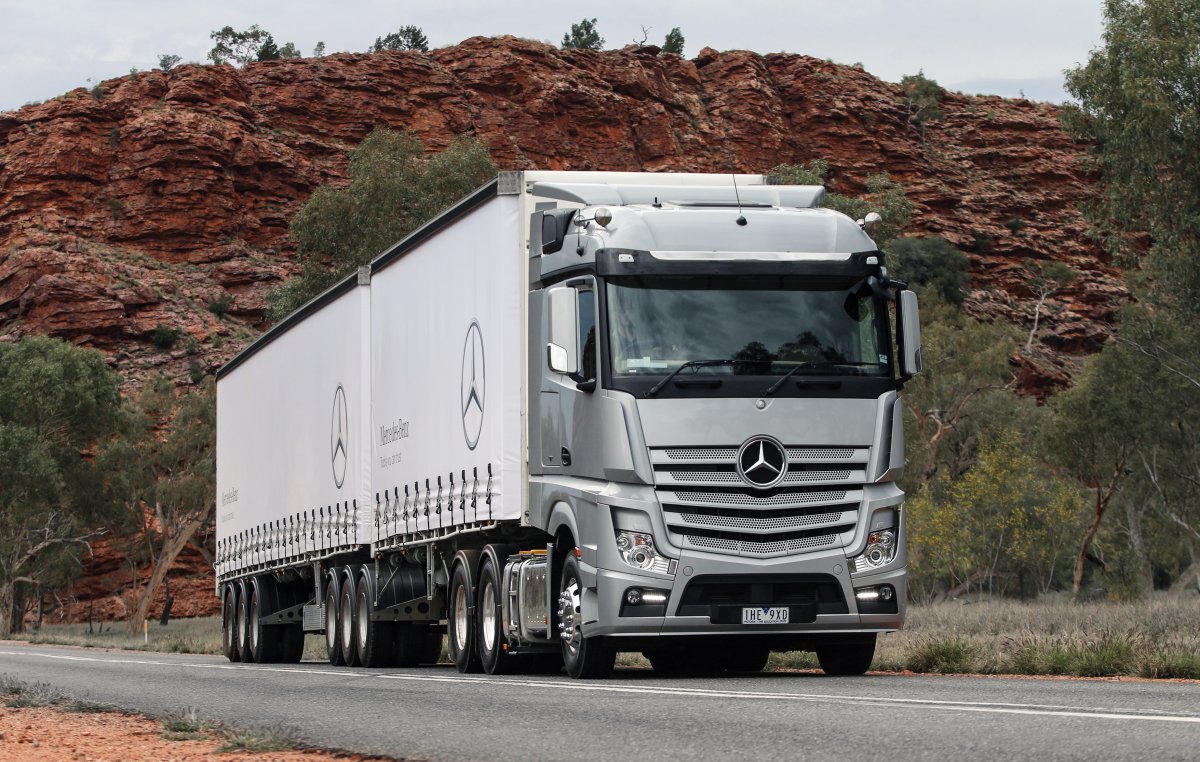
653 445 867 559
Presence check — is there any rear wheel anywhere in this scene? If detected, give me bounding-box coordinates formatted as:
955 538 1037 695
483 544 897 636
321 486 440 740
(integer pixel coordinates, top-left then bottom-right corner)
235 579 252 662
447 562 482 673
221 585 241 662
477 551 526 674
324 574 345 666
246 578 280 663
339 572 360 667
558 554 614 679
816 635 876 676
356 569 391 667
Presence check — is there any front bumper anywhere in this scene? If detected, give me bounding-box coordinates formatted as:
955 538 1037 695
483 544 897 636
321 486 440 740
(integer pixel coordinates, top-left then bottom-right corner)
585 550 905 640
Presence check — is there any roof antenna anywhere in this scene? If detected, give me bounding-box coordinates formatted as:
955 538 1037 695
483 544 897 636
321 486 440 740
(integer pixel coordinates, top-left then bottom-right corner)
732 175 747 226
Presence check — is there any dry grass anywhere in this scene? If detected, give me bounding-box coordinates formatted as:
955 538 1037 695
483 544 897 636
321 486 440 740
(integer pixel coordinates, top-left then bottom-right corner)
866 596 1200 678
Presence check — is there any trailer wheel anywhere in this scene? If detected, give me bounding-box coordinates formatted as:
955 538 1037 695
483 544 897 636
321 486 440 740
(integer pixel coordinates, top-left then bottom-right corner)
246 577 280 663
447 562 482 673
339 571 360 667
476 551 526 674
236 579 253 662
355 569 391 667
324 573 345 666
558 554 614 679
221 585 241 662
816 634 876 676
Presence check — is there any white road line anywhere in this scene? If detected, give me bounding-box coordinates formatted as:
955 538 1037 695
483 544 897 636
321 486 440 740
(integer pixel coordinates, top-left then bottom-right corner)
3 649 1198 725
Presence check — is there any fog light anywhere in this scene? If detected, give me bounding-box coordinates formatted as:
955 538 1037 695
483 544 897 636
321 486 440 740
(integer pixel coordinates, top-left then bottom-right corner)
625 589 643 605
879 585 894 601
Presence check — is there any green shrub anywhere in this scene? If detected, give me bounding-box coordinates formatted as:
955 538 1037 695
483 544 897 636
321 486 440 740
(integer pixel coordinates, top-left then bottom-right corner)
905 636 979 673
151 324 181 349
207 293 233 318
888 236 971 305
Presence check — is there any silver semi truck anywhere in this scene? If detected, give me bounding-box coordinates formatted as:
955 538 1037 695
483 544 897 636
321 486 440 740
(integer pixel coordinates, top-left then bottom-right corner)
214 170 922 678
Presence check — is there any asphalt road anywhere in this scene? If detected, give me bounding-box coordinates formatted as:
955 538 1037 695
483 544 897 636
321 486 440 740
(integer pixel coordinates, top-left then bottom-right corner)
1 643 1199 761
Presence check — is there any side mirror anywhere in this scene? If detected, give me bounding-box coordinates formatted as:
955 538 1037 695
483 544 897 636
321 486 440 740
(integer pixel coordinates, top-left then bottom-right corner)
898 290 922 377
547 286 578 375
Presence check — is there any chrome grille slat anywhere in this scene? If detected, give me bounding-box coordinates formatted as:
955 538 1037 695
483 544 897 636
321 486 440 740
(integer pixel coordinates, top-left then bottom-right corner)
659 469 857 486
668 489 851 506
685 533 841 556
674 510 846 530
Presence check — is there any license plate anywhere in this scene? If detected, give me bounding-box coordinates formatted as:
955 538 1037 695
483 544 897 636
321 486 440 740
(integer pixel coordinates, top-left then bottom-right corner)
742 606 789 624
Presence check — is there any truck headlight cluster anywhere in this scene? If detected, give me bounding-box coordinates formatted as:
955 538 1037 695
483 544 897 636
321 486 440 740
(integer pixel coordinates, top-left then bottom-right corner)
615 531 673 574
850 528 896 573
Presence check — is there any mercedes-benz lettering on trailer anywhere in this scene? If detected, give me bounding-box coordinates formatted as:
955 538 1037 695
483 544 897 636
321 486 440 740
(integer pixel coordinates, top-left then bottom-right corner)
215 171 923 678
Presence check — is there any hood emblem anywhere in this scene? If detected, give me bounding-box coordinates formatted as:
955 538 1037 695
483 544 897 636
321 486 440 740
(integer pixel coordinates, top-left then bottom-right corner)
737 436 788 489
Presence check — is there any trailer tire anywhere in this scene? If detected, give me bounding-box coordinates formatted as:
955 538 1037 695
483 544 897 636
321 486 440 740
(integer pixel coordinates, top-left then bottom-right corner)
356 569 391 668
246 577 280 663
448 562 482 673
476 551 526 674
236 579 253 662
558 554 614 679
816 634 876 676
324 573 345 666
339 571 360 667
221 585 241 662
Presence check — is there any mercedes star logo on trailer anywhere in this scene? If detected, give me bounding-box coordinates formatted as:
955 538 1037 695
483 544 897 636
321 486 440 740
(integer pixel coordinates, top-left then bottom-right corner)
461 320 485 450
736 436 788 488
331 384 348 489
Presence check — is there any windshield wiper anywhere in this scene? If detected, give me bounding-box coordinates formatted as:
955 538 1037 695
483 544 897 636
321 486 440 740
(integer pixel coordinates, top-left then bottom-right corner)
645 359 744 397
762 362 814 396
762 361 883 395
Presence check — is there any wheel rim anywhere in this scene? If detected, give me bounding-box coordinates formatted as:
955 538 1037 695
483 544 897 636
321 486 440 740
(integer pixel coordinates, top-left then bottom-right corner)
557 574 582 659
453 582 468 652
481 580 496 652
249 589 260 653
340 586 354 653
325 585 337 653
236 586 248 650
357 585 370 654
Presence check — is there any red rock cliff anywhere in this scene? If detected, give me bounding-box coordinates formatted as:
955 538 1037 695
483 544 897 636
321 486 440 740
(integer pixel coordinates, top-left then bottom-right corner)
0 36 1123 391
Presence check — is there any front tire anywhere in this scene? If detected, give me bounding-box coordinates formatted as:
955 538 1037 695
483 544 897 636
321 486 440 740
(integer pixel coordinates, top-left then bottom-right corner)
816 635 876 676
558 554 614 679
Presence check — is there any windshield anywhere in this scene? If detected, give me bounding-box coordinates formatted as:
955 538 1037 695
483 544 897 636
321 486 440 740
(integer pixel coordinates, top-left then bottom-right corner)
606 276 891 381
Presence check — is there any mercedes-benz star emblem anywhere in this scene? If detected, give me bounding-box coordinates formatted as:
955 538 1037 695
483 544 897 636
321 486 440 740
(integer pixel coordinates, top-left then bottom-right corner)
331 385 348 489
461 320 485 450
736 436 788 489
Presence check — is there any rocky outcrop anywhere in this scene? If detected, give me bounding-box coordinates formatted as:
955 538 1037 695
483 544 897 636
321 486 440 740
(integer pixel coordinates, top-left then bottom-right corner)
0 36 1123 391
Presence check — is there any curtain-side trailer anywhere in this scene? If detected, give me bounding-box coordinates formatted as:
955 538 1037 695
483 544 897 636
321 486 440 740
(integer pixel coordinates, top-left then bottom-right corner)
215 170 923 678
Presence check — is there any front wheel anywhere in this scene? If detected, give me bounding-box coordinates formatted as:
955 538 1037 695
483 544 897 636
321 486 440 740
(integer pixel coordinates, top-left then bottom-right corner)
816 635 876 676
558 554 614 679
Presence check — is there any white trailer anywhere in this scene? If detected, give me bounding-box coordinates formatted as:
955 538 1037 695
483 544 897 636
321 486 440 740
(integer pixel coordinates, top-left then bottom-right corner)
216 171 922 677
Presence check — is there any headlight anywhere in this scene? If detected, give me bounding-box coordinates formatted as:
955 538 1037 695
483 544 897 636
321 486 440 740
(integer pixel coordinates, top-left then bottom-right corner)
615 531 674 574
850 528 896 573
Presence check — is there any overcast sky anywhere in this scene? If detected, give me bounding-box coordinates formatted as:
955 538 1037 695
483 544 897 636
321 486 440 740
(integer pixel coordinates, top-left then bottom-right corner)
1 0 1106 113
